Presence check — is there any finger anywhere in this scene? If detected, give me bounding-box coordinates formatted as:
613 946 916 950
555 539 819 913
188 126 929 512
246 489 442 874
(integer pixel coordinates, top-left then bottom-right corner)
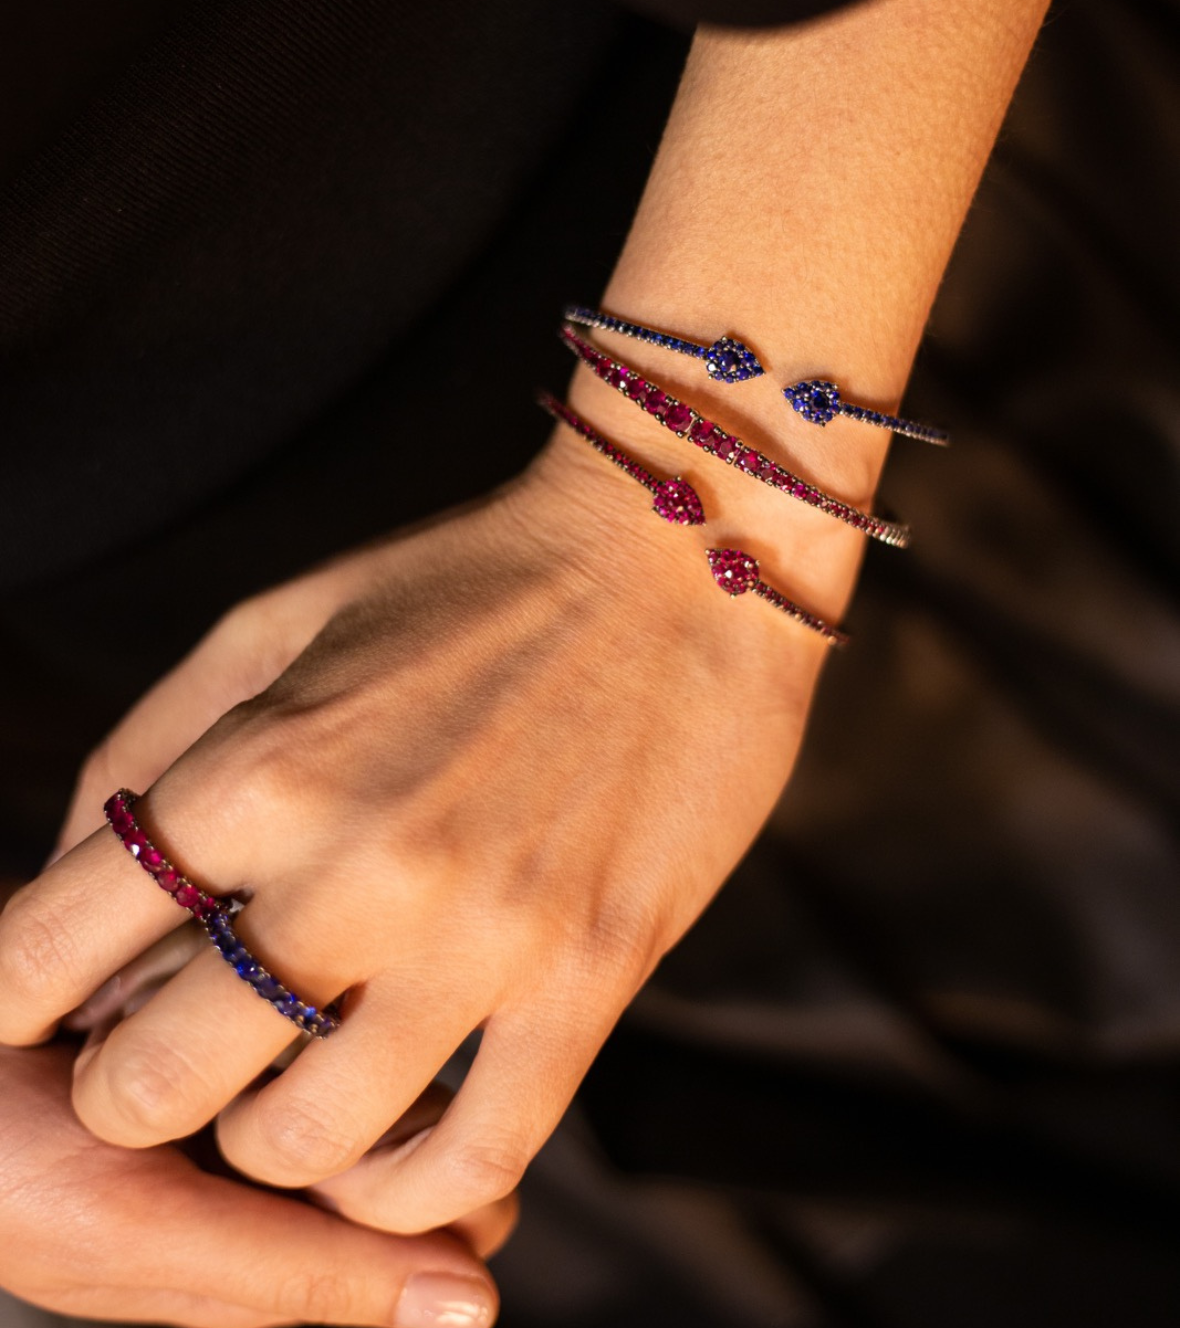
71 943 317 1147
39 1284 293 1328
0 827 201 1046
160 1164 499 1328
310 1082 520 1260
64 922 206 1031
446 1188 520 1263
216 980 486 1186
50 583 350 864
302 1002 606 1234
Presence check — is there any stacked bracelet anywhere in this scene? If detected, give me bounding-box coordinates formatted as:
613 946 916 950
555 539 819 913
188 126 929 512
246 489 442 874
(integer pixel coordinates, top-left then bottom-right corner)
560 326 910 549
564 304 948 446
539 392 848 646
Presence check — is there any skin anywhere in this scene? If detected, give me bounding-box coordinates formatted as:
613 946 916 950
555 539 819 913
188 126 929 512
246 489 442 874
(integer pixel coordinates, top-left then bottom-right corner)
0 1041 507 1327
0 1 1050 1321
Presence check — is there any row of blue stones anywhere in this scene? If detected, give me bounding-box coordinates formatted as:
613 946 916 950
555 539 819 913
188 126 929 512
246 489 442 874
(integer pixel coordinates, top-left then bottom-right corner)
566 303 947 443
841 404 947 443
205 909 339 1037
564 305 709 359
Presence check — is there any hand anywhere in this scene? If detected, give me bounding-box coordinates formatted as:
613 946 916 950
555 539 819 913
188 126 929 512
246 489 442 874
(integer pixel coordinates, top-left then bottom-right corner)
63 927 520 1261
0 435 836 1235
0 1041 501 1328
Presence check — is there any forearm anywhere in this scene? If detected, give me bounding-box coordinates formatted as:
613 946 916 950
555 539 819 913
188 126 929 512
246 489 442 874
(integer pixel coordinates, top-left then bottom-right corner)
556 0 1048 630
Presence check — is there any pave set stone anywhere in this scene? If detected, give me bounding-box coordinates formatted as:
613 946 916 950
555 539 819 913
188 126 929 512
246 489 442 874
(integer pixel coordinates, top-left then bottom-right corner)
103 789 339 1037
560 326 911 549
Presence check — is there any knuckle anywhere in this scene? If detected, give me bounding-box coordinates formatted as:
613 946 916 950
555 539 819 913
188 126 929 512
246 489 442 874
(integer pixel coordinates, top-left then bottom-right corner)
278 1266 371 1325
251 1093 360 1183
559 895 660 994
441 1135 527 1208
85 1038 206 1142
0 899 82 1018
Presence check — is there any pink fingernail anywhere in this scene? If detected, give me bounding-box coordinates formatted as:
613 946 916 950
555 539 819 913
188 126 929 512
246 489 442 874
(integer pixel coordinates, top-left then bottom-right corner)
395 1274 495 1328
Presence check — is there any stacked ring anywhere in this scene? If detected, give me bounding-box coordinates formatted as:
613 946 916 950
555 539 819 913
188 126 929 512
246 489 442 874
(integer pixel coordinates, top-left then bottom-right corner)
204 909 340 1037
104 790 219 919
104 789 341 1038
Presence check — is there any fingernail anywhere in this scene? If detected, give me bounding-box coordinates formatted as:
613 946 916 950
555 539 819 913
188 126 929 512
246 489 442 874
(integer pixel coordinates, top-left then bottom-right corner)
395 1273 495 1328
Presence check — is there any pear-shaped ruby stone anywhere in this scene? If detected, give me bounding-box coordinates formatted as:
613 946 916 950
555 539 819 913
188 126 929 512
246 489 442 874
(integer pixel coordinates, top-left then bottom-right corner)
652 479 705 526
706 548 759 595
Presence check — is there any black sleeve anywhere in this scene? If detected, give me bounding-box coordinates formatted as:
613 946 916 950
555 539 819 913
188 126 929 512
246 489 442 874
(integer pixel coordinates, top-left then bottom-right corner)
621 0 860 30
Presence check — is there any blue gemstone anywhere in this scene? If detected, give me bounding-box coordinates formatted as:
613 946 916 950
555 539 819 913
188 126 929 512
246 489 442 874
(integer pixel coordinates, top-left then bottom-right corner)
235 958 260 979
254 974 283 1001
274 993 299 1018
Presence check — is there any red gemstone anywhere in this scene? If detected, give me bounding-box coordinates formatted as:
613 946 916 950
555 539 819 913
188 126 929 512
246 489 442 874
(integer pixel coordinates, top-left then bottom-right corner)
739 449 762 473
664 402 692 432
689 419 717 447
140 845 164 870
644 390 667 417
594 356 613 379
155 867 181 894
791 482 808 498
652 478 705 526
715 436 738 461
109 806 135 835
626 377 648 401
175 883 203 910
607 367 628 389
706 548 759 595
123 827 149 858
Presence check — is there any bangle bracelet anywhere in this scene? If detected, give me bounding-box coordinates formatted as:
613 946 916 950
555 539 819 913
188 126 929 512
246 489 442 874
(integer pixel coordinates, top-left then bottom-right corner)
704 547 848 645
563 304 948 446
538 391 705 525
560 326 911 549
539 392 849 647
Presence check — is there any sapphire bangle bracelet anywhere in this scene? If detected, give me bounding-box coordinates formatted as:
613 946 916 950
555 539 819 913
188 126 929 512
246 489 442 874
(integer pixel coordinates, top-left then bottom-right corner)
563 304 948 446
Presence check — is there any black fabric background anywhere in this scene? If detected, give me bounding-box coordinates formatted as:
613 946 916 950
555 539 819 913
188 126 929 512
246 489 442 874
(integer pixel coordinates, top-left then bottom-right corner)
1 1 1179 1325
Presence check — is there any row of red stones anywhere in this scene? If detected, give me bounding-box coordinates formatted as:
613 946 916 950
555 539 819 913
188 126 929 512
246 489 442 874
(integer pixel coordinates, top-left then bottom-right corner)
539 391 662 495
104 789 219 920
560 326 910 549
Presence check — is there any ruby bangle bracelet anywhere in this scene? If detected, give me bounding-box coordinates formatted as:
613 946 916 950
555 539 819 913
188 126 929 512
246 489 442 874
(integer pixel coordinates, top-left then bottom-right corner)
561 326 910 549
539 393 849 646
563 304 948 446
